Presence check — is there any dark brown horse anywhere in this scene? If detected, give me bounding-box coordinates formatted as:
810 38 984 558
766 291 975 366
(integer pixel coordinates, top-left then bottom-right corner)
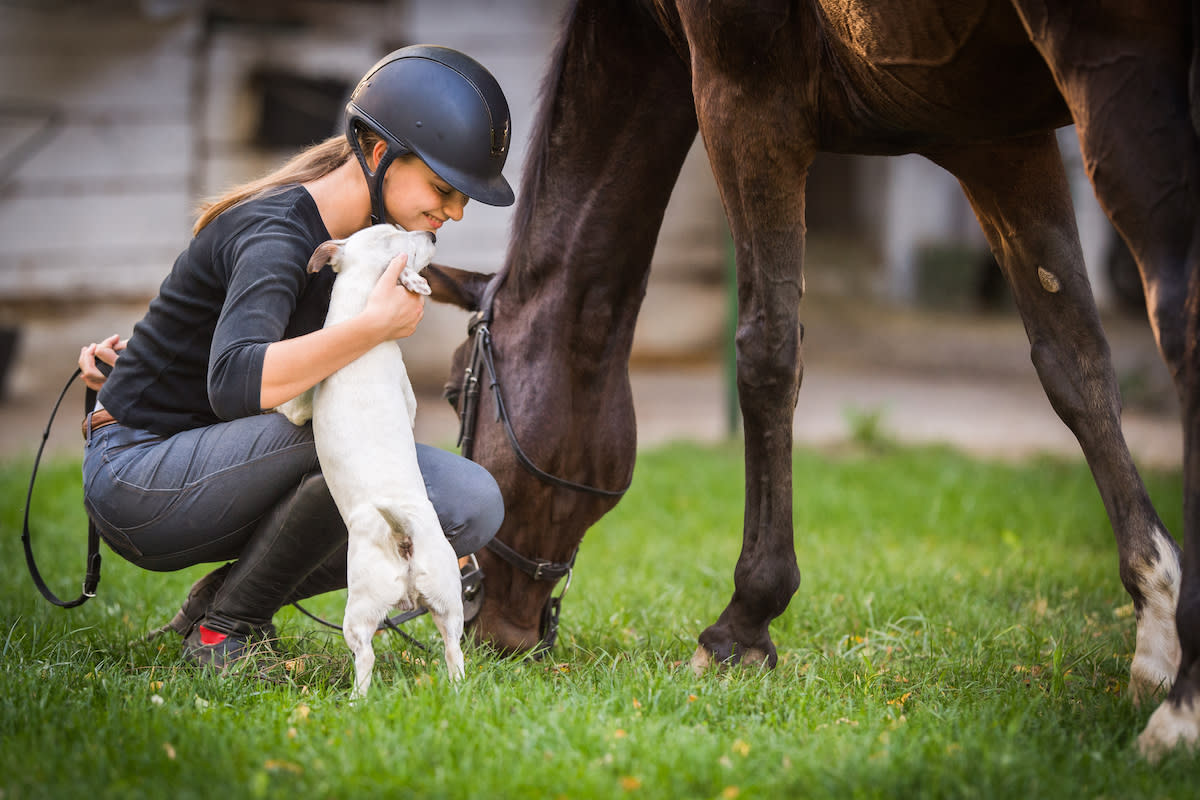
426 0 1197 758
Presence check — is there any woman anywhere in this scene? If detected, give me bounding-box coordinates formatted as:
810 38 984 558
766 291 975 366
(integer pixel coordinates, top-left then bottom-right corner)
78 45 511 668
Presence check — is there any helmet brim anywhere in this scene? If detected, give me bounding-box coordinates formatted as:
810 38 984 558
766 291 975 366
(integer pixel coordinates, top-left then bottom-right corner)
429 161 515 207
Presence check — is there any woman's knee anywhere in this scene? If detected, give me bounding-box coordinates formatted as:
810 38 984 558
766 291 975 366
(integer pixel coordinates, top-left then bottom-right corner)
444 462 504 556
416 445 505 555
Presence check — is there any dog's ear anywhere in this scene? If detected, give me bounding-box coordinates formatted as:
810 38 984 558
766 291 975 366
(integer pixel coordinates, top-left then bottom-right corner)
307 240 344 273
421 263 494 311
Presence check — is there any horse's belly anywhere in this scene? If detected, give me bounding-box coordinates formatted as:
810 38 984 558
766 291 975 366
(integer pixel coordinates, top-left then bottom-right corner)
813 0 1070 150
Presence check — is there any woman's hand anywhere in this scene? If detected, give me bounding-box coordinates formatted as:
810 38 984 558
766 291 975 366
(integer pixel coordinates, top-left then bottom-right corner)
258 254 427 410
363 253 426 340
78 334 127 391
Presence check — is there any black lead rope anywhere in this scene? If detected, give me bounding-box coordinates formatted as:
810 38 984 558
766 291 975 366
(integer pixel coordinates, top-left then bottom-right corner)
290 553 484 643
291 601 432 652
22 368 102 608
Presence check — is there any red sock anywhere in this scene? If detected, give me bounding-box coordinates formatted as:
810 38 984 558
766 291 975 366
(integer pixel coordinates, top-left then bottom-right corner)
198 625 228 646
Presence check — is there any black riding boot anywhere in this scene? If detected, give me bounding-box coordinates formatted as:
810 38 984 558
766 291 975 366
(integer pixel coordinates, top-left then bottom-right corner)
165 546 348 644
284 544 348 602
183 471 346 668
149 561 234 639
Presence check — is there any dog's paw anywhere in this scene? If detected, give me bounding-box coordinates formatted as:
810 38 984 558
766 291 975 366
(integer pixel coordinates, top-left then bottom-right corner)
400 268 431 296
275 391 313 426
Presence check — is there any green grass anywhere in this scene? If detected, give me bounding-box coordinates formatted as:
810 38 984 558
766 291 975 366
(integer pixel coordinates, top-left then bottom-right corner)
0 442 1193 799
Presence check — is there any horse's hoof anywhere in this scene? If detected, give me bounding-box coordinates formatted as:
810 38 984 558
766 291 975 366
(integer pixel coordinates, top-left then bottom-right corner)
1137 699 1200 762
690 645 715 677
740 647 773 668
689 644 773 676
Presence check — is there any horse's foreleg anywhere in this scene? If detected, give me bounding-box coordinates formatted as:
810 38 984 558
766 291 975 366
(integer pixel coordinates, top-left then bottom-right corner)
691 232 805 671
690 93 810 672
927 133 1181 704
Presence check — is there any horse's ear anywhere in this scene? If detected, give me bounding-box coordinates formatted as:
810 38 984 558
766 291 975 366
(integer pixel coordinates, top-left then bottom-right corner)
307 240 344 273
421 263 494 311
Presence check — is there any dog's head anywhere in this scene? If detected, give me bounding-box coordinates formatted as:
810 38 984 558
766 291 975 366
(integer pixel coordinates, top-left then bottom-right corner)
307 225 437 291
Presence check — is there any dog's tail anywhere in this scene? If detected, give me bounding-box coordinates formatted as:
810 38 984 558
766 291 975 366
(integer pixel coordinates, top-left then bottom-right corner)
375 502 415 560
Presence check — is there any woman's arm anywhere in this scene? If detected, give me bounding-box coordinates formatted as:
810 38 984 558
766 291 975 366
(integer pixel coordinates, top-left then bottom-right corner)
258 253 425 410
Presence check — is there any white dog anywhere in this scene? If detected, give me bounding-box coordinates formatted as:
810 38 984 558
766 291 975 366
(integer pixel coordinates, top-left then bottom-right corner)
276 224 465 698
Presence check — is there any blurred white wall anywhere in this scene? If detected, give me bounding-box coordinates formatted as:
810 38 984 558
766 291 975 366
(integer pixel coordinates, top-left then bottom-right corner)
0 1 1127 387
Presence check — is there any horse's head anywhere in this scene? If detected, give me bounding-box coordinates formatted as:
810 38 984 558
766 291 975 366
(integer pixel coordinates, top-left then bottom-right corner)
421 261 635 655
408 0 700 657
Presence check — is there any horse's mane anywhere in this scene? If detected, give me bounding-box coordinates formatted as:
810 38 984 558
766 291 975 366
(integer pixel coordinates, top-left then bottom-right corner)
500 0 581 281
500 0 670 291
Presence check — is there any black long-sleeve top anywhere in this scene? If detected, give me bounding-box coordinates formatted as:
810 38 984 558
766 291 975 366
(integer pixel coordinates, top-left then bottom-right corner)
99 186 334 436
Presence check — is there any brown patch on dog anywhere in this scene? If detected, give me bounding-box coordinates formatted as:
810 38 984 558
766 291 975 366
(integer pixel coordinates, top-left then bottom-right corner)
395 536 413 560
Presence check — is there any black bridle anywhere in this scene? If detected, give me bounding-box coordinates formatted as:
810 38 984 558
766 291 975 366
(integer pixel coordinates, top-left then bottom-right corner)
455 282 631 655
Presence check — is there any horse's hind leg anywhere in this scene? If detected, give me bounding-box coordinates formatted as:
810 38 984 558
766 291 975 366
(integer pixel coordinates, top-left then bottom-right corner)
1009 0 1198 759
926 132 1181 703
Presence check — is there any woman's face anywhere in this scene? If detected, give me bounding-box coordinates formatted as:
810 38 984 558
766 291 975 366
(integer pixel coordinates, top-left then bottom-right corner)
378 149 469 233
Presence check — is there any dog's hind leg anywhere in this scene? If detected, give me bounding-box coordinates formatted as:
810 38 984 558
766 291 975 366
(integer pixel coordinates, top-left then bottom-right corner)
343 507 404 700
378 501 466 681
428 599 466 681
343 599 378 700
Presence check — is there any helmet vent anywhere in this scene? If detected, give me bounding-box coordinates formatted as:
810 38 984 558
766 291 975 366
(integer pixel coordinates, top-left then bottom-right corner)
491 118 510 157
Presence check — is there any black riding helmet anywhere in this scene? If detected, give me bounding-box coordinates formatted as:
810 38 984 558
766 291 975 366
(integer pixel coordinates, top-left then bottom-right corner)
346 44 515 224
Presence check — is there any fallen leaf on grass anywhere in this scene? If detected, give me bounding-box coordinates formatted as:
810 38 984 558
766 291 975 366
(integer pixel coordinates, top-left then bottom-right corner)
264 759 303 775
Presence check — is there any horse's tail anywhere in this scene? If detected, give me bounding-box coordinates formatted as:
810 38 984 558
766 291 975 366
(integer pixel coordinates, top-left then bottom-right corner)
1191 0 1200 137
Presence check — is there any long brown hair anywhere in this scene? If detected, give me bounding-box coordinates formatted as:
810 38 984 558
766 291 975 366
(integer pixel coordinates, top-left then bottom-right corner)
192 131 380 234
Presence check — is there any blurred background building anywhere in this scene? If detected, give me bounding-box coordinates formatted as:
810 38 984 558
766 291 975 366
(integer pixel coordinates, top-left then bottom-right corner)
0 0 1172 463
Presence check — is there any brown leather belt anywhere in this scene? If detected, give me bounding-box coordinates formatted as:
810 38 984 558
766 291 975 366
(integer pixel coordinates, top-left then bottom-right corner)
82 408 119 439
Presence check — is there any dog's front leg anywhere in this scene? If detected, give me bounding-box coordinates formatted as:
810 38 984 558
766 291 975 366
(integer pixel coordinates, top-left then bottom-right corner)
275 388 314 426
